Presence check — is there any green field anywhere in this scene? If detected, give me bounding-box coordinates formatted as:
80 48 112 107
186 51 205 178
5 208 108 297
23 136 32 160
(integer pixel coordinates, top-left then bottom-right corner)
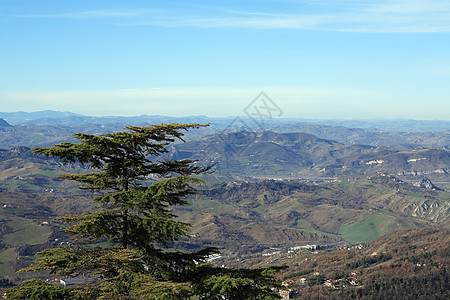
339 214 389 243
37 169 60 177
0 215 52 277
397 190 424 198
334 181 349 187
0 248 17 277
0 216 52 246
187 198 235 214
0 180 42 192
294 219 314 229
0 248 46 280
251 204 267 216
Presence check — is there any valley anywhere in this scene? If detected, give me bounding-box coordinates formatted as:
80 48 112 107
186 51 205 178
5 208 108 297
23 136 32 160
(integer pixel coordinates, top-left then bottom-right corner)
0 113 448 297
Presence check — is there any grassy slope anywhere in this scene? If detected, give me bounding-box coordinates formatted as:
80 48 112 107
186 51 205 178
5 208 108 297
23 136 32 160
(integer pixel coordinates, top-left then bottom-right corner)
1 215 52 246
0 192 94 279
339 214 389 243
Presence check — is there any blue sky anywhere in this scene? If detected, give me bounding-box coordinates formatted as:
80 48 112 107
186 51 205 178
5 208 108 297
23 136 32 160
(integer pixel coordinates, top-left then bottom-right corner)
1 0 450 119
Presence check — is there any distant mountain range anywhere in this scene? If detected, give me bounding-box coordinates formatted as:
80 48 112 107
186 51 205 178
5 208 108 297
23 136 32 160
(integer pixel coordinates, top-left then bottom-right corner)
0 110 213 127
1 110 450 132
172 130 450 183
1 112 449 183
1 111 449 151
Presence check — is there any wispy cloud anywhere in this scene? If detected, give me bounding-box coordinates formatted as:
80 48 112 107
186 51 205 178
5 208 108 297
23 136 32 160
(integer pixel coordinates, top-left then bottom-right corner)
132 0 450 33
6 9 158 19
128 14 337 29
4 1 450 33
365 0 450 14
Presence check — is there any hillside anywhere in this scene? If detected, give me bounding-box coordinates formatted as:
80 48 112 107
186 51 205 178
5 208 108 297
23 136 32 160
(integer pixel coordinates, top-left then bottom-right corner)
170 176 449 257
0 124 449 289
0 141 448 256
0 146 92 194
0 192 94 282
274 122 450 147
227 227 449 299
1 166 448 282
173 130 450 184
2 129 449 194
0 119 12 128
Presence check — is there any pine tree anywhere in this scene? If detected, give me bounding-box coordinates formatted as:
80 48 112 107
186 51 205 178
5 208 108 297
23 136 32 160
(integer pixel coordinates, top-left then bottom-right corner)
5 124 283 299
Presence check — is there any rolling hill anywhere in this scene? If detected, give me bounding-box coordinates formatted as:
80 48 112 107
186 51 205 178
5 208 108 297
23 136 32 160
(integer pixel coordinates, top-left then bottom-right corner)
173 130 450 184
171 175 449 256
0 121 449 288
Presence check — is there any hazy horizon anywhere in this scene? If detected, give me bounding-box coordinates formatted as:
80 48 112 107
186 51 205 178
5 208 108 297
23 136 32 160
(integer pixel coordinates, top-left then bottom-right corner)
2 109 450 123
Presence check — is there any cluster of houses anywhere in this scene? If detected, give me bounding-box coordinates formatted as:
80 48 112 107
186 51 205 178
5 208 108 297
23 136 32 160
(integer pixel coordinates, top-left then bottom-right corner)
271 279 296 299
205 253 222 263
337 244 364 251
415 261 446 268
271 270 362 299
288 244 319 253
263 243 338 258
324 276 360 289
261 243 367 265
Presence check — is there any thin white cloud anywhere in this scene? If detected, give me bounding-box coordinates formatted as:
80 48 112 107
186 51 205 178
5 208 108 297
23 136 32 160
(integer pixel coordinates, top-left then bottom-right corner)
135 0 450 33
130 14 336 29
365 0 450 13
7 9 158 19
4 1 450 32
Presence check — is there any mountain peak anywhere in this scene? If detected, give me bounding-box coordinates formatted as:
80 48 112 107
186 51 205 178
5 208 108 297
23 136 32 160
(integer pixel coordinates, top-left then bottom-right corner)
0 118 12 127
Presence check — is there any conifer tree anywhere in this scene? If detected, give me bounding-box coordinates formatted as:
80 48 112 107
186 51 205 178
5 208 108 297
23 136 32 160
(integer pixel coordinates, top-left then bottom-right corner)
5 124 283 299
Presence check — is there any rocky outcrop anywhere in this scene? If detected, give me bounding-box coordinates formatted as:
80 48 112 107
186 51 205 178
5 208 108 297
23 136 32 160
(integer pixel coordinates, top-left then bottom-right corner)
413 178 443 191
403 200 450 222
